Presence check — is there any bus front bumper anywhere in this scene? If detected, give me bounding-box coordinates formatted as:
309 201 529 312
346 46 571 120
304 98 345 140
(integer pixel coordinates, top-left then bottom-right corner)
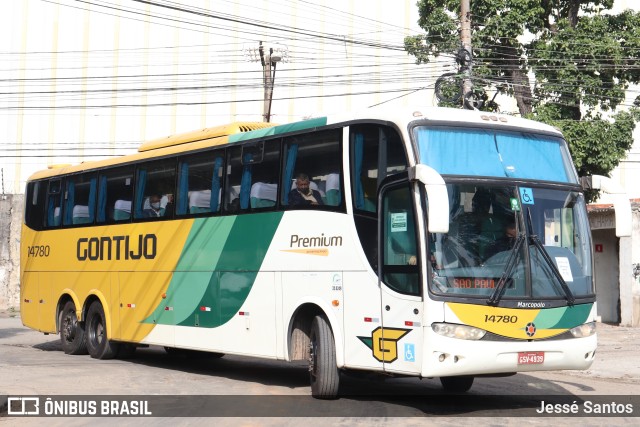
421 328 597 378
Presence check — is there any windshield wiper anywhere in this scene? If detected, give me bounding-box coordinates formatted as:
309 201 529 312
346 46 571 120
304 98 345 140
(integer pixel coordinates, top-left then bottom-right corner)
525 209 575 305
487 233 525 306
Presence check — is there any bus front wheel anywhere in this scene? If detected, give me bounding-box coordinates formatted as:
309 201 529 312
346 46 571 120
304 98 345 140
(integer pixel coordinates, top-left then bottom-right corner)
86 301 120 360
59 300 87 355
440 375 474 392
308 315 339 399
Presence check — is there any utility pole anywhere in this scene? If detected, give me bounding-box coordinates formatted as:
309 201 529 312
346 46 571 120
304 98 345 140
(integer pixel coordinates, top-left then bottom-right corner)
246 42 287 122
259 43 280 122
460 0 473 109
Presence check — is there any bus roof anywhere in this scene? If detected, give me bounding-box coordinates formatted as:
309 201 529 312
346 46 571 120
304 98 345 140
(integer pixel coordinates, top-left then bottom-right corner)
27 106 562 181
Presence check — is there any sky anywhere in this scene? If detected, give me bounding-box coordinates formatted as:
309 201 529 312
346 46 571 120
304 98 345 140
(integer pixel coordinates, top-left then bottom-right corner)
1 0 639 197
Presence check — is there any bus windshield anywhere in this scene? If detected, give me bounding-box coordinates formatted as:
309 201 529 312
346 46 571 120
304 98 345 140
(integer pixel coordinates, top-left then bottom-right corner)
429 184 593 300
414 126 578 184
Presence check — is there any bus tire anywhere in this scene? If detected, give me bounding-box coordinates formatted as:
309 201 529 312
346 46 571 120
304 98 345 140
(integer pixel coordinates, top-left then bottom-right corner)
440 375 474 392
86 301 120 360
309 315 339 399
59 300 87 355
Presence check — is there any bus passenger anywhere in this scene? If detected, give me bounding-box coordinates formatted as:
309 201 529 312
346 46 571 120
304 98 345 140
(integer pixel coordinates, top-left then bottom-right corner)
144 194 164 217
289 173 324 206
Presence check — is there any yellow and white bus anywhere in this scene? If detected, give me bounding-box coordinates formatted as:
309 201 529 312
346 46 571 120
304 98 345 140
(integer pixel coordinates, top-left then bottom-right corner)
20 106 629 398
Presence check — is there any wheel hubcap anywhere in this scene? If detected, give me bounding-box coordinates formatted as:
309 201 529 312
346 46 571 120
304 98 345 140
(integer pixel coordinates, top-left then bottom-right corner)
63 313 76 341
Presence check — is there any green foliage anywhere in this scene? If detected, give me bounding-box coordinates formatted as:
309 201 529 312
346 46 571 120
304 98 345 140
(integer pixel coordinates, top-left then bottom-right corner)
405 0 640 178
532 107 640 176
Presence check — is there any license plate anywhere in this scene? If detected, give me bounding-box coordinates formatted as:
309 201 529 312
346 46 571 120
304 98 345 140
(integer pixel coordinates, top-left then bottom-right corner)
518 351 544 365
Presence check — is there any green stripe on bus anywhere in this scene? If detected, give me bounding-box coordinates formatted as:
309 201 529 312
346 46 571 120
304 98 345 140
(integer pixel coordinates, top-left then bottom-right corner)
143 216 237 325
144 212 283 328
532 303 592 329
179 212 283 328
228 117 327 144
548 303 592 329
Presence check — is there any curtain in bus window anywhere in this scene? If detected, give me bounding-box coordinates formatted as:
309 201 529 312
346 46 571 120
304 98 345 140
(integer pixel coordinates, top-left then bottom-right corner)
97 175 107 222
240 153 252 210
417 128 504 176
211 156 223 212
64 181 75 225
47 197 56 226
377 128 388 187
88 178 96 222
494 133 569 182
176 162 189 215
134 169 147 218
282 144 298 205
354 133 365 209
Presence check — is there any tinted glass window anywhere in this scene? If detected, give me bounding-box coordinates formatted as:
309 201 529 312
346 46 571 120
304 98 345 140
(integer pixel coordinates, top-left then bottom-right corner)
225 140 281 213
381 183 420 295
281 129 342 209
134 159 176 220
97 166 134 223
45 179 63 228
25 181 46 230
176 150 225 216
63 173 97 226
350 125 408 213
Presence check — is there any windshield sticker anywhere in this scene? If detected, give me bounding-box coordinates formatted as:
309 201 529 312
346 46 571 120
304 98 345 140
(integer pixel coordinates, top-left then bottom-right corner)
519 187 534 204
555 257 574 282
510 197 520 211
390 212 407 232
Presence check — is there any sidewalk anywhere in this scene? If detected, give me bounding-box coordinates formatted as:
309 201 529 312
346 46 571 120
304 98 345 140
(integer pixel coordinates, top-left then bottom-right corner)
569 322 640 383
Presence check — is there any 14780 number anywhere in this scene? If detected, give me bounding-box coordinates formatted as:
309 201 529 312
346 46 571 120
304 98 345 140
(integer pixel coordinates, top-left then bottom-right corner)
27 245 50 257
484 314 518 323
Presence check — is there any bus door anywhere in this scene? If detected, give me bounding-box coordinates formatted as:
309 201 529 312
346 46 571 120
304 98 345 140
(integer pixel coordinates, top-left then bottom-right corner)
378 177 423 374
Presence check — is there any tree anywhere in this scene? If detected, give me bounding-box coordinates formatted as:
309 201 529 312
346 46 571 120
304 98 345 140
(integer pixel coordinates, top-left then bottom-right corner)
404 0 640 179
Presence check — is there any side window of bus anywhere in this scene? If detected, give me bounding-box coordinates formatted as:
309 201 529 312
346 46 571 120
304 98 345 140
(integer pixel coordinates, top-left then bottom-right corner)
62 173 97 226
45 179 63 228
97 166 134 223
350 125 408 213
25 181 46 230
281 129 342 209
176 150 225 216
225 140 281 213
134 159 176 220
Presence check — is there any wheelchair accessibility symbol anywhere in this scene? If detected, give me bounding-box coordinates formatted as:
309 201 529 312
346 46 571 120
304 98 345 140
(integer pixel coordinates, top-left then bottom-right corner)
404 343 415 362
519 187 534 204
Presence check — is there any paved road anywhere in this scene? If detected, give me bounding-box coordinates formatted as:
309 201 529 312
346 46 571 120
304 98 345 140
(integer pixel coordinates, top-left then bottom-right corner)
1 310 639 425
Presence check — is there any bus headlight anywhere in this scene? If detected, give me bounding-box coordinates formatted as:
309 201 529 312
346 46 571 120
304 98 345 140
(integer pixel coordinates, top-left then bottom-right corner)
569 322 596 338
432 323 486 340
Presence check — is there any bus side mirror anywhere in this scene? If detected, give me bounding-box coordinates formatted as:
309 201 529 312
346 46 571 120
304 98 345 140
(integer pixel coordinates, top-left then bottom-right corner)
408 164 449 233
582 175 631 237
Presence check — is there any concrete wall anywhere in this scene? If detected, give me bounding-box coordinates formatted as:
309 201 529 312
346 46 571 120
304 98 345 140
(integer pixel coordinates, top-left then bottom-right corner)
0 194 23 310
590 205 640 327
592 229 620 323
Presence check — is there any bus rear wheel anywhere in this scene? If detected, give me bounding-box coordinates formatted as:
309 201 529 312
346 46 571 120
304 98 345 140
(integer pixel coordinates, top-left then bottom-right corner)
59 300 87 355
440 375 474 392
308 315 339 399
86 301 119 360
